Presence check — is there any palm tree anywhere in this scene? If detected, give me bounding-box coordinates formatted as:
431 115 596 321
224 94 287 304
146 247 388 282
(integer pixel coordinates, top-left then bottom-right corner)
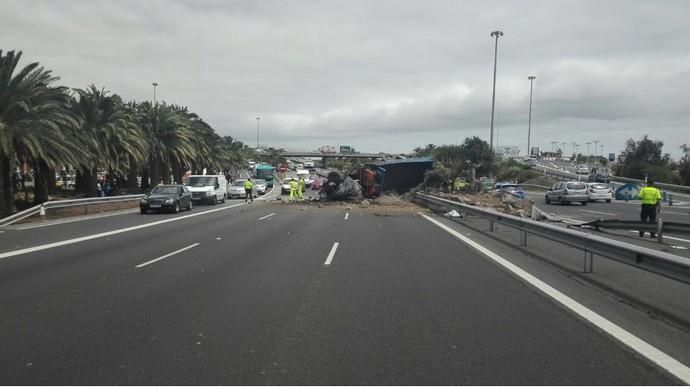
0 50 79 215
70 85 147 196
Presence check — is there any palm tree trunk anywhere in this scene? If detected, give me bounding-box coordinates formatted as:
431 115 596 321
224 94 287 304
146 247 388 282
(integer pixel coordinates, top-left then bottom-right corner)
126 155 139 190
0 154 16 217
33 159 51 204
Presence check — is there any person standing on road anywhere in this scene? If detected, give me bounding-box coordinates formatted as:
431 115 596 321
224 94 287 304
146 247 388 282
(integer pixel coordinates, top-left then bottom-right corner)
297 177 305 200
289 178 298 201
638 180 662 238
244 178 254 203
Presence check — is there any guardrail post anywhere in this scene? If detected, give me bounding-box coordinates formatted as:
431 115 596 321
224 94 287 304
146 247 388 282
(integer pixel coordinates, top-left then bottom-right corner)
657 218 664 244
489 220 494 232
669 194 673 206
520 230 527 246
663 191 667 202
583 250 594 273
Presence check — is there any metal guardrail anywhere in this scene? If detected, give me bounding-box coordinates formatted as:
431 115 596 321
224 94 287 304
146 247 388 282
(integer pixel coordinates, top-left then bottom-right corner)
414 192 690 285
0 194 145 227
583 219 690 244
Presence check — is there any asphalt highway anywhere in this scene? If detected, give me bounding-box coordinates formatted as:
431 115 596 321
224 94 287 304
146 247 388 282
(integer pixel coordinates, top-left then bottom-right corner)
0 192 687 384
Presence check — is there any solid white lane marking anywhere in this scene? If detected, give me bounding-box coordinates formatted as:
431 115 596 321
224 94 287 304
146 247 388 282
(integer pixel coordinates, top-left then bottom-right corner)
626 230 690 244
421 213 690 384
324 242 340 266
344 212 349 220
259 212 276 221
580 210 617 216
135 243 200 268
0 203 245 261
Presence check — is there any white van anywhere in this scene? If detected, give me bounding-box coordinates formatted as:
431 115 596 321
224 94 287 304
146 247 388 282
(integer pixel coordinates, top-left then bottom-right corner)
185 175 227 204
296 169 312 187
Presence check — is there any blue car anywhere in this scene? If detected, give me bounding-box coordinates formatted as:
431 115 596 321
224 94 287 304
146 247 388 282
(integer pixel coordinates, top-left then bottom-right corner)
493 182 525 200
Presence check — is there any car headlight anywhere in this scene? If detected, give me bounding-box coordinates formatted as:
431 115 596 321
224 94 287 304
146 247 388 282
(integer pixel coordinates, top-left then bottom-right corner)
140 199 148 204
164 198 174 204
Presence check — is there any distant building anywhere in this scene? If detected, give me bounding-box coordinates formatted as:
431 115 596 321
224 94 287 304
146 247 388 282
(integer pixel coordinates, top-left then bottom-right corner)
496 146 520 159
339 145 355 154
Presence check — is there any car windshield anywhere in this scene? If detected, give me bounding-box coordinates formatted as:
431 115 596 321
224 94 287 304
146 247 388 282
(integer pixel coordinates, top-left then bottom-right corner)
232 180 246 186
567 183 587 190
186 176 217 187
150 186 179 195
591 183 609 189
254 179 266 185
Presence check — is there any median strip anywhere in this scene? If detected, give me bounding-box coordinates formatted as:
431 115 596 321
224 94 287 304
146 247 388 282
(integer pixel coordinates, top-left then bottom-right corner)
135 243 200 268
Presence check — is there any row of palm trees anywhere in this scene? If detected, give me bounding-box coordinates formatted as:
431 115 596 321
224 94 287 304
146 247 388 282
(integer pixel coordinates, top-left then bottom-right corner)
0 50 249 217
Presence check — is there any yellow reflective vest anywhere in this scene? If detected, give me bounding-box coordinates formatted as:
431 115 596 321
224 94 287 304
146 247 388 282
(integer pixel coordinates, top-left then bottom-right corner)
244 180 253 190
638 186 661 205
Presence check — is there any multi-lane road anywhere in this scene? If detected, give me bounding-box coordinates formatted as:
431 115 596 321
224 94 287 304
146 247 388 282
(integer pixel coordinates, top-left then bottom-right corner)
1 186 689 384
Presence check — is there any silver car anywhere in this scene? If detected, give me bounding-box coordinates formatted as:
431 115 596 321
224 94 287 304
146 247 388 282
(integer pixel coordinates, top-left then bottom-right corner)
586 182 613 202
545 181 589 205
253 179 267 195
228 179 255 199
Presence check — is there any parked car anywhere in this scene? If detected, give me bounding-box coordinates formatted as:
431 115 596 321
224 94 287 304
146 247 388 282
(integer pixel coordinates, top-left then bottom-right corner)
253 179 267 195
281 177 294 194
228 179 255 198
575 165 590 174
185 175 227 204
586 182 613 202
545 181 589 205
311 177 326 190
493 182 525 199
140 184 192 214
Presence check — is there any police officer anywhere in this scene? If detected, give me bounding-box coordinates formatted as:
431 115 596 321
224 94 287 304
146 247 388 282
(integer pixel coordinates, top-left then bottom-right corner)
244 178 254 203
638 180 662 238
289 178 298 201
297 177 305 200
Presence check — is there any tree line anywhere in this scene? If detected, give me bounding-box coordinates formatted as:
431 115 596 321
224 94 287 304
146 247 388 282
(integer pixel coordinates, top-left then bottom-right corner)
0 50 249 218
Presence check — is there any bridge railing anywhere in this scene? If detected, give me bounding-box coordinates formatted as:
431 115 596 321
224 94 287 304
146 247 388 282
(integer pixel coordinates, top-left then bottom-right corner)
414 192 690 285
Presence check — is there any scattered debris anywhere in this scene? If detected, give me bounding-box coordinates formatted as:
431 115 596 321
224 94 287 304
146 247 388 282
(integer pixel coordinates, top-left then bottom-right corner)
444 209 463 218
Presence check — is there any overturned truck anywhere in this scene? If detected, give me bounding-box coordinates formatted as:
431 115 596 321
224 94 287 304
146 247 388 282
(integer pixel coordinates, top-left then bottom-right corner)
321 157 433 201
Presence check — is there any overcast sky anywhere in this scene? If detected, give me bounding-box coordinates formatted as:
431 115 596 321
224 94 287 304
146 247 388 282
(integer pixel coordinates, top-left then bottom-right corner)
3 0 689 158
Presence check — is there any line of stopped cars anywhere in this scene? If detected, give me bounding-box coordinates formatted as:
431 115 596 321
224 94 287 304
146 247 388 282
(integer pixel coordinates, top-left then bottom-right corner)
140 175 268 214
494 181 614 206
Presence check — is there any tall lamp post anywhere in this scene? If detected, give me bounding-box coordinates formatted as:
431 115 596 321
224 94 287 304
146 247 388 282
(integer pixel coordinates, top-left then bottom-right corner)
527 75 536 157
593 140 599 156
489 30 504 152
256 116 260 149
152 82 158 106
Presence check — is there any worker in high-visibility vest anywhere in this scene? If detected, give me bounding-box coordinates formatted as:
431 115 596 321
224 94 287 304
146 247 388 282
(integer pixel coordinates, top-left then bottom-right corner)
289 178 298 201
244 178 254 203
638 180 662 238
297 177 305 200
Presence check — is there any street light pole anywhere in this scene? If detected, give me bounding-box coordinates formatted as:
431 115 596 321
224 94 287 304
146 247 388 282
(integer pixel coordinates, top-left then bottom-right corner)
152 82 158 106
256 116 260 149
593 140 599 156
489 30 504 152
527 75 536 157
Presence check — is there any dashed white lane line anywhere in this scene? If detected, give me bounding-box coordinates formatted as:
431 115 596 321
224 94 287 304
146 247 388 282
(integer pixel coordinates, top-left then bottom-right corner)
344 212 349 220
135 243 200 268
580 210 617 216
259 212 276 221
324 242 340 266
0 203 245 261
661 211 689 216
421 213 690 384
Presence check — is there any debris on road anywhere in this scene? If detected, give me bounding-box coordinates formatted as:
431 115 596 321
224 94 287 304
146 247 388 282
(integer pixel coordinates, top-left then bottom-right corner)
444 209 463 218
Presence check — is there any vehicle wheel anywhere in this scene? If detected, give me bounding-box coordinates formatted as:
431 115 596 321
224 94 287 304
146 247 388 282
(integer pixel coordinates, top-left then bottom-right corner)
173 202 180 213
581 201 587 206
140 208 147 214
222 193 226 203
545 196 551 204
606 199 611 203
212 195 218 205
188 201 193 211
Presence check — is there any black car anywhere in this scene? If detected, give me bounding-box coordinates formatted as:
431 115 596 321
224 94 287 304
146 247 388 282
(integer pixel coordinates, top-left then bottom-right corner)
140 184 193 214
